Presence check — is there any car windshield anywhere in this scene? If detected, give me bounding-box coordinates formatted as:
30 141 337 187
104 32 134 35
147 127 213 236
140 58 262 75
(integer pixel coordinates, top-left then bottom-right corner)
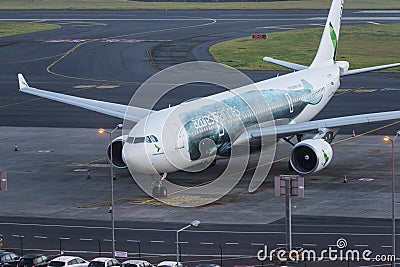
89 262 105 267
49 261 65 267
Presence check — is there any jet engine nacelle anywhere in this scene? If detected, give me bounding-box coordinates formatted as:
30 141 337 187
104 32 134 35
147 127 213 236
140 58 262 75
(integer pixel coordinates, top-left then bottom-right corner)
290 139 333 174
107 136 127 169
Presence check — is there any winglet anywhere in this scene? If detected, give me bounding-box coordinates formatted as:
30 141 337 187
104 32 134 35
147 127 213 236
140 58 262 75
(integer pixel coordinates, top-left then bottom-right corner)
18 73 29 90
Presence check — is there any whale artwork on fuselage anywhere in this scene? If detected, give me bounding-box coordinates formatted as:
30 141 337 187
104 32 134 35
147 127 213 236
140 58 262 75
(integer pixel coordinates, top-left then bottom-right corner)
181 79 322 160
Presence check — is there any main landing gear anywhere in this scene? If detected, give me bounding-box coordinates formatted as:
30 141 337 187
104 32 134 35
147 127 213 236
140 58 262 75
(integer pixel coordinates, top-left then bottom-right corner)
152 173 168 198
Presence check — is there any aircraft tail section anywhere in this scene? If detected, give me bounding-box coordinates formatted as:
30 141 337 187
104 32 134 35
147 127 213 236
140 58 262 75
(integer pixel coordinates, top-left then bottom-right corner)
310 0 344 68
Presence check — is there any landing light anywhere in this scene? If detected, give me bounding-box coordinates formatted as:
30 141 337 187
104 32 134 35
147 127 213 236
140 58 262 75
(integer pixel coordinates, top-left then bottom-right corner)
383 136 392 143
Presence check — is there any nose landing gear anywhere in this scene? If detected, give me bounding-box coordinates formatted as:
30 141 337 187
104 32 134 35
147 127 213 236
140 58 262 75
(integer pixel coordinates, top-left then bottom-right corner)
152 173 168 198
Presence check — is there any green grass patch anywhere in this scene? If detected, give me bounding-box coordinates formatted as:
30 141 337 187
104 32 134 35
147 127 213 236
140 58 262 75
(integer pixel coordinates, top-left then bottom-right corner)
0 22 59 38
210 23 400 72
0 0 399 10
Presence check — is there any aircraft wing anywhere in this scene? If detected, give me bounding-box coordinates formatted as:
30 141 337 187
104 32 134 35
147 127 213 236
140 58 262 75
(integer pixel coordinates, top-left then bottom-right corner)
18 74 151 123
249 111 400 140
263 57 308 71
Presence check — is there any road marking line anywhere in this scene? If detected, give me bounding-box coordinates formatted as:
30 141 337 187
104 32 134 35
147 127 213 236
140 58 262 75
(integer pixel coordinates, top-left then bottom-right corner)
80 238 93 241
59 237 70 240
381 245 392 248
150 240 165 243
355 244 369 247
34 236 48 239
103 239 112 242
175 241 189 244
200 242 214 245
225 242 239 245
3 221 399 236
277 243 286 246
127 240 140 242
251 243 264 246
354 89 377 93
96 85 119 89
73 85 96 89
302 243 317 246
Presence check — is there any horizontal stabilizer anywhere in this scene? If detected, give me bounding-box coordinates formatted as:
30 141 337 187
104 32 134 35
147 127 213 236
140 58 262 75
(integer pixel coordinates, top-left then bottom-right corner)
263 57 308 71
17 74 151 122
342 63 400 76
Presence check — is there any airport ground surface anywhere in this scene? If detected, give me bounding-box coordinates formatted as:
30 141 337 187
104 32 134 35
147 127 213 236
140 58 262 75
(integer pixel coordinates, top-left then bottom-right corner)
0 8 400 267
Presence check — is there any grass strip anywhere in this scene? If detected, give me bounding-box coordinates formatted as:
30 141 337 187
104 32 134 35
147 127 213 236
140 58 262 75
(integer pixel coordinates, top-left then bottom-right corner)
210 23 400 71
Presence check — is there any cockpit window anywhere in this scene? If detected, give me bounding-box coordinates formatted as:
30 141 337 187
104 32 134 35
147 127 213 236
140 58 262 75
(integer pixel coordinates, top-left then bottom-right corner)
133 137 145 144
127 135 159 144
149 135 158 142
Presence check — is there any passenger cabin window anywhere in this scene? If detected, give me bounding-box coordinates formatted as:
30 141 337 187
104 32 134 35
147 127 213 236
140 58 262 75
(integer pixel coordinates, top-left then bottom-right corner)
128 135 159 144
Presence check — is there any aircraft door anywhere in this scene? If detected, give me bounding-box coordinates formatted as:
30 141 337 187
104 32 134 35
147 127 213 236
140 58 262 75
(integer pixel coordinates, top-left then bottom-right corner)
167 123 186 150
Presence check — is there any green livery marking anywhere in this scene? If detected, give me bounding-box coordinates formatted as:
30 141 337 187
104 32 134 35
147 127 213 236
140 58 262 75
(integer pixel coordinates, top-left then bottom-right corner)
322 149 329 166
154 144 161 152
329 22 338 60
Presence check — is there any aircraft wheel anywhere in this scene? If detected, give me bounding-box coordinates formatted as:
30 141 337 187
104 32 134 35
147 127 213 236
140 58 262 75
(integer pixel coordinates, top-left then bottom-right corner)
159 187 168 197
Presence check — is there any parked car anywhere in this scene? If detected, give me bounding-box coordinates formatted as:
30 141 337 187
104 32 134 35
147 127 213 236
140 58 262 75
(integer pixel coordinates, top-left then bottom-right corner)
0 252 20 267
88 258 119 267
17 254 49 267
156 262 185 267
48 256 88 267
121 260 153 267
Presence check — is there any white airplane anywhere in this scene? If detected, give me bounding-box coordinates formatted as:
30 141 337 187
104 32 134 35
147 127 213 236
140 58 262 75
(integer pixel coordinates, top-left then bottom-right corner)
18 0 400 197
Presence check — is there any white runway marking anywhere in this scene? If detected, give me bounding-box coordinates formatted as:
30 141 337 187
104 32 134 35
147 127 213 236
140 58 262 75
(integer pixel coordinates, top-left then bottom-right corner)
79 238 93 241
310 17 400 21
355 11 400 14
302 243 317 247
34 236 48 239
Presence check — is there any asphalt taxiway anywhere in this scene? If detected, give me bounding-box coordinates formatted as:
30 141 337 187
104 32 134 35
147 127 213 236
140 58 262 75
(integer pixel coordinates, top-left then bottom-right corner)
0 8 400 267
